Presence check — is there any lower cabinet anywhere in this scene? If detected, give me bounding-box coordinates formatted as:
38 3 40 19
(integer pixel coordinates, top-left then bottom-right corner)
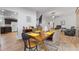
1 27 12 34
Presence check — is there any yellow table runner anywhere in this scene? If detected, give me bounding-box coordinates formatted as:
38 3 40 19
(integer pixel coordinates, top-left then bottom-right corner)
35 30 41 32
45 32 53 35
27 33 39 37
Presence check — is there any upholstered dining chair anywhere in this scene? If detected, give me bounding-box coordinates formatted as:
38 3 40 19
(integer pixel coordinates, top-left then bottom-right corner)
45 29 61 51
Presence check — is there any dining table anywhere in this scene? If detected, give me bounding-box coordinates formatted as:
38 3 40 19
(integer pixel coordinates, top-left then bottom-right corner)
26 29 58 51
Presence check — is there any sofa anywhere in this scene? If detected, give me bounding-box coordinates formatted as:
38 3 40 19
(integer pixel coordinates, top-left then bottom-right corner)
64 26 76 36
55 25 61 29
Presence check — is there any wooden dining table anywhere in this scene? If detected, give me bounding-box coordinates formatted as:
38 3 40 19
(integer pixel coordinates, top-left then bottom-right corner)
26 29 58 50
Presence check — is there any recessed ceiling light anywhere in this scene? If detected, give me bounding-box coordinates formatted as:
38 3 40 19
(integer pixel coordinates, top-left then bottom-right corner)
1 9 5 12
52 16 55 18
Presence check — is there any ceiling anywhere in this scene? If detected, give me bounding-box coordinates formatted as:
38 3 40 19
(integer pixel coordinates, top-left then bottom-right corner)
0 9 17 18
0 7 76 19
26 7 76 17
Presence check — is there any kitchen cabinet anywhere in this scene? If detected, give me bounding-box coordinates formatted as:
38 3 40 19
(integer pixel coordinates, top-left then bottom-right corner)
1 27 12 34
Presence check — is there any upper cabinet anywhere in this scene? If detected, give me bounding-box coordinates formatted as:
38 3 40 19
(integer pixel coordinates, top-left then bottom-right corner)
5 18 17 24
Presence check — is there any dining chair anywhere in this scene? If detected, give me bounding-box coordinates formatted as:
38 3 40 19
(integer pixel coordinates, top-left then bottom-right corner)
22 33 38 51
45 29 61 51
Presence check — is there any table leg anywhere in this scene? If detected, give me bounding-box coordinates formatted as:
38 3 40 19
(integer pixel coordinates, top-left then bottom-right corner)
39 41 48 51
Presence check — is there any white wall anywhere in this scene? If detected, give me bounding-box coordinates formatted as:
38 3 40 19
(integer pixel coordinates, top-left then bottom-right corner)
42 16 53 27
0 15 4 26
0 7 36 39
11 22 17 32
54 11 76 29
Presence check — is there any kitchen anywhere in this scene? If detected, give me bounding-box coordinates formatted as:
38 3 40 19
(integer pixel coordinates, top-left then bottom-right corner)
0 9 18 34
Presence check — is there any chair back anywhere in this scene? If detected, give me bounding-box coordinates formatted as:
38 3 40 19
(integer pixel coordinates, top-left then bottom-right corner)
22 33 30 41
22 33 31 47
53 30 61 43
25 29 32 33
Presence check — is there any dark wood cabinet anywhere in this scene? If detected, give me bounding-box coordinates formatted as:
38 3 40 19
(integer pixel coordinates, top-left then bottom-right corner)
5 18 17 24
1 27 12 34
1 27 5 34
5 19 11 24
